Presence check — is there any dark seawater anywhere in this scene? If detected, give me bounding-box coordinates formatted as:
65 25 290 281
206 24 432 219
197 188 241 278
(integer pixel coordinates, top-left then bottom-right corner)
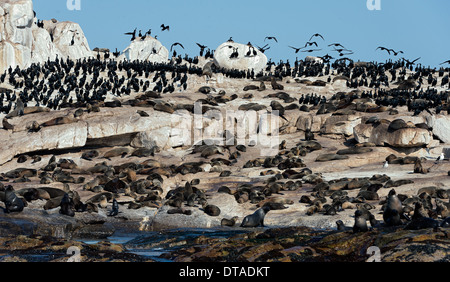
79 228 252 262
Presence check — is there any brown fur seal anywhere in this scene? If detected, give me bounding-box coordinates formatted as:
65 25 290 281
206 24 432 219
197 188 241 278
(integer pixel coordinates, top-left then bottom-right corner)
59 193 75 217
270 77 284 90
102 147 131 159
3 186 25 213
41 116 75 127
132 147 159 157
353 210 369 233
221 216 239 227
81 150 100 161
414 158 429 174
383 189 403 226
240 206 271 227
203 204 221 216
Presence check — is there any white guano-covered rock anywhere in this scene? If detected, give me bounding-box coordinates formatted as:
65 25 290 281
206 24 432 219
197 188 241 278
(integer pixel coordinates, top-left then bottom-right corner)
0 0 34 72
213 42 267 73
0 0 93 72
42 20 93 60
426 115 450 143
118 36 169 63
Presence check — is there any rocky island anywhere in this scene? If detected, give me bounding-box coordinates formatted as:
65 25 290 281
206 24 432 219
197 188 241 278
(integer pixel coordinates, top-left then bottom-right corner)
0 0 449 262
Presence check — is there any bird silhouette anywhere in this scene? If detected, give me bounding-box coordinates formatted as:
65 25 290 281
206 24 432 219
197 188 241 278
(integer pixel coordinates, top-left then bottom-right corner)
390 49 404 56
304 41 318 48
301 49 322 53
402 57 421 65
265 36 278 43
309 33 324 41
376 46 391 55
256 44 270 53
125 28 137 41
288 46 304 53
328 43 346 48
170 42 184 51
113 48 120 58
161 24 170 31
196 43 207 56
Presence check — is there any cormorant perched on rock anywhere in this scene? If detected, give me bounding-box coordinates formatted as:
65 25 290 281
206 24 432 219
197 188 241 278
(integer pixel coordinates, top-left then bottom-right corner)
196 43 207 56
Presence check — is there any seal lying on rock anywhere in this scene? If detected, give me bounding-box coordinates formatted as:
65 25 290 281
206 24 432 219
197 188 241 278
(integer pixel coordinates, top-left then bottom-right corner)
221 216 239 227
240 206 271 227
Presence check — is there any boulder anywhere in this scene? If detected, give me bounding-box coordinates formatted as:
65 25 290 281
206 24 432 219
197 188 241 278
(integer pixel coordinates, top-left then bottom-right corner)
0 0 92 72
305 56 323 64
118 36 169 63
320 115 362 136
426 115 450 143
213 42 267 73
30 26 61 63
42 20 93 60
0 0 34 72
0 107 182 165
296 114 328 133
354 120 432 148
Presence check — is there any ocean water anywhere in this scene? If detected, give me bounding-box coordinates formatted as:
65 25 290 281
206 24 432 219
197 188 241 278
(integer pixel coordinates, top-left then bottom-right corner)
80 228 252 262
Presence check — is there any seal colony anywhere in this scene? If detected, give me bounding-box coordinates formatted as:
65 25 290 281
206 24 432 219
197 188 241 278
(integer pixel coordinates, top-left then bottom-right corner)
0 6 450 254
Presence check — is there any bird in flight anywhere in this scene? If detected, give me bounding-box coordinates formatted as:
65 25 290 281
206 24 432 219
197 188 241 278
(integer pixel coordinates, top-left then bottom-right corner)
376 46 392 55
170 42 184 51
390 49 404 56
401 57 421 65
304 41 318 48
161 24 170 31
301 49 322 53
124 28 137 41
440 60 450 65
376 46 403 56
265 36 278 43
288 46 304 53
256 44 270 53
328 43 346 48
309 33 324 41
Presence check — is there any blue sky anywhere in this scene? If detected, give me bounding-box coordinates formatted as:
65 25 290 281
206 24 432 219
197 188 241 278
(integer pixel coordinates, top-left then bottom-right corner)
34 0 449 67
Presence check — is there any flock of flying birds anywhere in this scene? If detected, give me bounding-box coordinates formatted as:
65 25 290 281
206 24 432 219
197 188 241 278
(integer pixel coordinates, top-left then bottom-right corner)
120 28 450 68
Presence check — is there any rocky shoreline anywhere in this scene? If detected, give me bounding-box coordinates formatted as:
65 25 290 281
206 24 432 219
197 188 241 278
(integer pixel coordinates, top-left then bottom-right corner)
1 0 450 263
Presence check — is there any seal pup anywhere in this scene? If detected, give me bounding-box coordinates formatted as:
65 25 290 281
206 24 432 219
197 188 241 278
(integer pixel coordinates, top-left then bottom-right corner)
305 128 315 141
383 189 404 226
59 193 75 217
336 220 351 231
353 210 369 233
203 203 221 216
270 77 284 90
240 206 271 227
3 185 25 213
221 216 239 227
108 199 119 216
